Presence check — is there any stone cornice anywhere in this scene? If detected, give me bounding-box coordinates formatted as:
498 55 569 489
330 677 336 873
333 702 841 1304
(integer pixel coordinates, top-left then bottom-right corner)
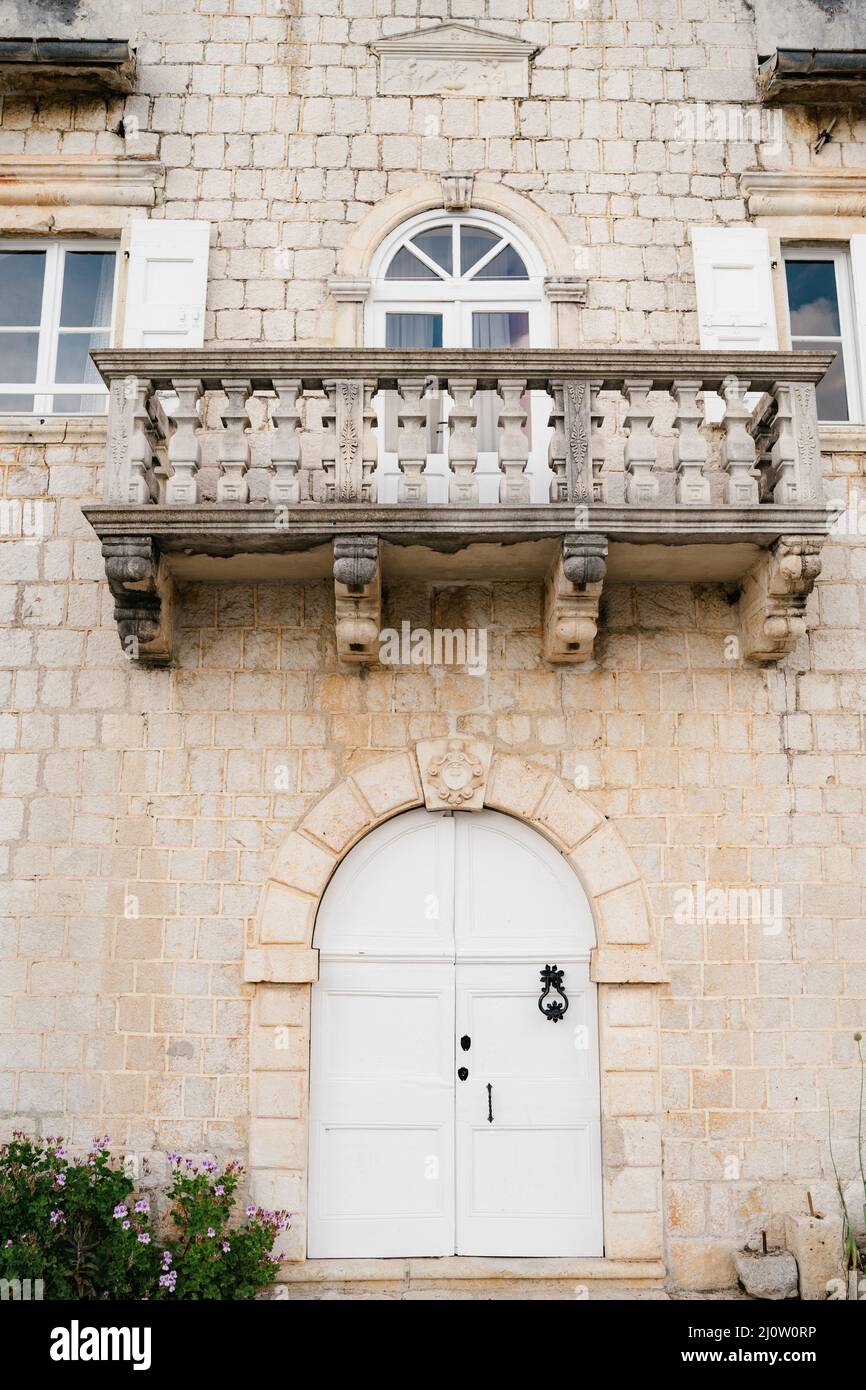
83 502 835 555
0 158 162 207
91 347 834 391
741 169 866 219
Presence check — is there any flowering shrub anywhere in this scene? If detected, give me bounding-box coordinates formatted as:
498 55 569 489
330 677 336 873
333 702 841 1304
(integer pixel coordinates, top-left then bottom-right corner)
0 1134 289 1300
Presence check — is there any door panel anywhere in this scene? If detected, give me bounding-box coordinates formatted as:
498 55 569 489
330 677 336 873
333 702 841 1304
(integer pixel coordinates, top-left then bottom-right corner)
308 959 455 1257
454 961 603 1256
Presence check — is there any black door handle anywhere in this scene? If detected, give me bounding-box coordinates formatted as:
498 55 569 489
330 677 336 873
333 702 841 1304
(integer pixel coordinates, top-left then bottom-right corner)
458 1066 468 1081
486 1082 493 1123
460 1034 471 1051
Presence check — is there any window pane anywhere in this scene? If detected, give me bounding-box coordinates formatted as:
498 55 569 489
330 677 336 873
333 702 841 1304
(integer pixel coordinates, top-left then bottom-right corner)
472 312 530 349
0 251 46 327
411 227 452 275
472 244 529 280
60 251 116 328
0 393 35 413
51 393 108 414
0 332 39 382
792 337 849 421
55 331 109 384
460 228 499 274
385 246 441 280
385 313 443 348
784 260 841 336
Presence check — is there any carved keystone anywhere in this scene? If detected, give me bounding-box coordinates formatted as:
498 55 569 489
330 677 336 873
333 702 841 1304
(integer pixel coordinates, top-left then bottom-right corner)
416 737 492 811
544 534 608 664
333 535 381 664
102 536 173 666
739 535 823 665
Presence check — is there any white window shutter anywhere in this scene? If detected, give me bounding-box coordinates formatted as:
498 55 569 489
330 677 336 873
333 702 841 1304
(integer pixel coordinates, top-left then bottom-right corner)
849 236 866 421
123 220 210 348
691 226 778 351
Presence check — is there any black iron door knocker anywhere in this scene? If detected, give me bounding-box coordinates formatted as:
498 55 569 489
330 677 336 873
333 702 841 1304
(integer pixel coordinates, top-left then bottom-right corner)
538 963 568 1022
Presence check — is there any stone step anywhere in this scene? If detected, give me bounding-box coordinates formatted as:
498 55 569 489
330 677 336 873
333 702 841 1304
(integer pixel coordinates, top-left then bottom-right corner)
281 1284 670 1301
273 1256 668 1300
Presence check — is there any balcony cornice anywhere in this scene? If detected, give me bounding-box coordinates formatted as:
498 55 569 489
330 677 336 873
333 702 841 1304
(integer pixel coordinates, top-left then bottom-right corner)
91 348 833 393
83 502 835 555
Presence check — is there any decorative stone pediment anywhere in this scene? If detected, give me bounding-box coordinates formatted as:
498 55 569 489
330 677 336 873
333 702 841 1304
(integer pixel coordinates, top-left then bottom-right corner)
416 737 493 811
371 24 538 98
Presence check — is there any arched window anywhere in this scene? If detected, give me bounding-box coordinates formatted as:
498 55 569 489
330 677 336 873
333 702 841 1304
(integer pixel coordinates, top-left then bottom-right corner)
367 210 551 503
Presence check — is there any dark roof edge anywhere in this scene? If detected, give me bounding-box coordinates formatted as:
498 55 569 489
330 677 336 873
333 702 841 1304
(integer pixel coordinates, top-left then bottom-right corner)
760 49 866 77
0 39 132 67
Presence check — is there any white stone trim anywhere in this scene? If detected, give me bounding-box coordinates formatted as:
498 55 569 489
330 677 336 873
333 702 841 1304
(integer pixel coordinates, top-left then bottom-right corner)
246 747 667 1268
742 170 866 219
0 158 163 236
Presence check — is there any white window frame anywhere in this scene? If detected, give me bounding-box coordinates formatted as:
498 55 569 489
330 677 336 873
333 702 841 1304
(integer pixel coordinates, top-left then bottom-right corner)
780 242 862 426
367 208 549 336
366 209 552 503
0 237 119 417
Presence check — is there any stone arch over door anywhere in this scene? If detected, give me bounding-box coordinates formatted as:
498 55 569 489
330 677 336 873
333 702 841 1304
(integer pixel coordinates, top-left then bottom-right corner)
245 744 668 1268
326 178 587 347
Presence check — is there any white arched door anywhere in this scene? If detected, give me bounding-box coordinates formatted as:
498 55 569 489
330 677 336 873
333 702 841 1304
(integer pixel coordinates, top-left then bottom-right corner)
308 809 603 1258
367 211 552 503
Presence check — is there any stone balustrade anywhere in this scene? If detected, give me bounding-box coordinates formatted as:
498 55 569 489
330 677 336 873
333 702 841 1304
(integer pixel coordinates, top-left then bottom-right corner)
93 347 831 511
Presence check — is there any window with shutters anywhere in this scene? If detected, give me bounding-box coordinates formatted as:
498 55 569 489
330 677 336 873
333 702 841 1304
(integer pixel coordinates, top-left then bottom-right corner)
0 239 118 415
781 245 862 425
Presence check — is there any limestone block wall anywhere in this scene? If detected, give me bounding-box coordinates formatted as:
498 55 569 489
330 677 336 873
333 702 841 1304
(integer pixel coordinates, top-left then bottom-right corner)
1 420 865 1284
1 0 866 1290
1 0 864 348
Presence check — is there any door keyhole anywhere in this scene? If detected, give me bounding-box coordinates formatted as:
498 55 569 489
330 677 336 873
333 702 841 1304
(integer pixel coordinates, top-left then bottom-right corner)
457 1066 468 1081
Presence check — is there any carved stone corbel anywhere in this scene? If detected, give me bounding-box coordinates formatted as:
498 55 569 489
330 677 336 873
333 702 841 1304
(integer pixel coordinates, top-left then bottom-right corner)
334 535 381 664
102 536 173 666
739 535 823 665
543 534 608 664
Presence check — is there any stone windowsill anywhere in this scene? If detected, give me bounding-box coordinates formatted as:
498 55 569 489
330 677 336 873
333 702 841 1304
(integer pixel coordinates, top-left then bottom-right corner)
819 424 866 455
0 416 108 446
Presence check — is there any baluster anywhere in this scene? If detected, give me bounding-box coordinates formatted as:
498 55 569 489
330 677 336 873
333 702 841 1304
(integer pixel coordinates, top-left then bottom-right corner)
270 377 302 505
165 378 202 504
623 378 657 503
769 381 817 503
362 378 378 503
672 379 710 505
321 379 337 501
721 374 759 505
548 380 567 502
590 379 606 503
217 378 251 502
497 377 530 504
397 376 428 503
125 377 159 504
448 377 479 503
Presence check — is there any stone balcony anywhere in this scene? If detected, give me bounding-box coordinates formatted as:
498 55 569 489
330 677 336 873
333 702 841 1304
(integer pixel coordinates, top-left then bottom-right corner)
82 347 835 668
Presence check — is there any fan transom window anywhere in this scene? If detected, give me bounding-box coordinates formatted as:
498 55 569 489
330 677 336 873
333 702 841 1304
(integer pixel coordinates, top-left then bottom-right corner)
384 219 530 285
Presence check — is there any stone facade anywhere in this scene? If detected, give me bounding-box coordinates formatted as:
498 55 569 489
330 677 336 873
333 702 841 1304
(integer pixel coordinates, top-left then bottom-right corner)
2 0 866 1292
